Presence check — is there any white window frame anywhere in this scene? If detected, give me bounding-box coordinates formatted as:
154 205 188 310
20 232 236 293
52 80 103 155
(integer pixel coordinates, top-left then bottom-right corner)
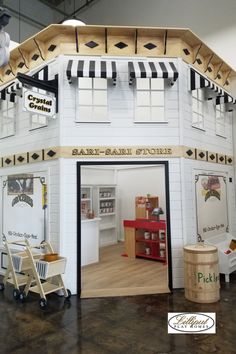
192 89 205 130
77 77 109 123
135 78 165 123
0 100 16 138
215 103 227 138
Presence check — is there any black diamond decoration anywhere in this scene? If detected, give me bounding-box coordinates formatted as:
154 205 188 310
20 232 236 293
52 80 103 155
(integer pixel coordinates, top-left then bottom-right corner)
17 156 25 163
219 156 224 162
47 150 56 157
210 154 215 160
31 153 39 160
144 42 157 50
186 149 193 156
226 80 229 86
18 62 25 68
199 152 205 159
207 66 212 72
217 74 221 79
5 69 11 75
183 48 190 55
48 44 57 52
85 41 99 49
115 41 128 49
228 158 233 164
31 54 39 61
5 158 11 165
196 58 202 65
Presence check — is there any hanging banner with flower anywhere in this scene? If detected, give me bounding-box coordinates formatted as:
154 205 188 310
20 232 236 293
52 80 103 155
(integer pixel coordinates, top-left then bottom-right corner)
195 174 229 240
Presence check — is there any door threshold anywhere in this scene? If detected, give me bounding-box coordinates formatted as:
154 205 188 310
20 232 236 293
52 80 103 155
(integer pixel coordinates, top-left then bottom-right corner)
81 286 170 298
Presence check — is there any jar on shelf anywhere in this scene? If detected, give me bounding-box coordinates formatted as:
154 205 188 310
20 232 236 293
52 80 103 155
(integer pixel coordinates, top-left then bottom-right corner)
144 232 150 240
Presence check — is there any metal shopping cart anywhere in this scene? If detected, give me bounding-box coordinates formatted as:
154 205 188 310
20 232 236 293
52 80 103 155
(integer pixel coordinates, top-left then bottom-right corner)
20 241 71 309
0 240 41 300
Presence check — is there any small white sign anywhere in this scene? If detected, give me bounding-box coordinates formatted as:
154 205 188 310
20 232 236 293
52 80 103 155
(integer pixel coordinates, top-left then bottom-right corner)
168 313 216 334
23 89 56 118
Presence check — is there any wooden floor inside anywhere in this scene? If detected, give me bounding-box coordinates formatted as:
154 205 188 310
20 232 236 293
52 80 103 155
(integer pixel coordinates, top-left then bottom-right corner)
81 242 169 298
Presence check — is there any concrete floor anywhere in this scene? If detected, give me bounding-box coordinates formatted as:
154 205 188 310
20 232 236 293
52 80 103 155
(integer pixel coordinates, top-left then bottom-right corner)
0 273 235 354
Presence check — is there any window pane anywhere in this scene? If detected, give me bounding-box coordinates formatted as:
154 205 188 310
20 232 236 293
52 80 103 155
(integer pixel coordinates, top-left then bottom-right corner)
78 78 92 89
151 91 164 106
192 90 198 99
32 115 39 124
79 90 93 105
38 116 47 125
93 90 107 106
136 107 150 121
198 121 204 129
198 101 203 115
93 78 107 89
192 112 199 124
136 91 150 106
151 78 164 90
78 106 93 121
192 97 198 112
198 89 204 100
136 78 150 90
151 107 165 121
7 109 15 118
94 106 108 121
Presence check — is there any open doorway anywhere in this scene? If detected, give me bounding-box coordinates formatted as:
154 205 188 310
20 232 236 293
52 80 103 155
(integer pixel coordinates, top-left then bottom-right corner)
77 161 172 297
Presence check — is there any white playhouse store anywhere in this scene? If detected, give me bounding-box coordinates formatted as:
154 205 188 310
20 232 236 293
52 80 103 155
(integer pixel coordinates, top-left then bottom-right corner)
0 25 236 297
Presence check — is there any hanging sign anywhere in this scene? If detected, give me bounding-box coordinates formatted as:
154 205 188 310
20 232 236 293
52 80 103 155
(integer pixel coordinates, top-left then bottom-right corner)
2 174 46 246
23 89 56 118
195 174 229 240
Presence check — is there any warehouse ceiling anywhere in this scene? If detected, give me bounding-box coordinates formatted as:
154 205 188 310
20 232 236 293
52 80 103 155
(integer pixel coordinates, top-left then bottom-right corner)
1 0 101 42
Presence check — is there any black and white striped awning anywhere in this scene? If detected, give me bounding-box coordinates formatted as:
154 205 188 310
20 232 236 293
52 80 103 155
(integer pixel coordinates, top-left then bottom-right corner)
66 60 117 84
0 65 52 103
190 68 223 98
128 61 179 85
190 68 236 110
216 93 236 112
0 81 23 103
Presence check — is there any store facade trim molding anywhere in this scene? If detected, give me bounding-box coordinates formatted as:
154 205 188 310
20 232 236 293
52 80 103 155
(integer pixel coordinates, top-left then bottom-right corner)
0 146 233 168
0 25 235 87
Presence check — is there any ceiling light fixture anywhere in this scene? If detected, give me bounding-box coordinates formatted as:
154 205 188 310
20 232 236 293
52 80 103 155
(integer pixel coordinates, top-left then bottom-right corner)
62 18 86 26
62 0 86 26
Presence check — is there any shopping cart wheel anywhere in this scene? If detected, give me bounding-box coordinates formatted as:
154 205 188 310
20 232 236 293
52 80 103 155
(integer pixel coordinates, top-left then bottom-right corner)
65 289 71 300
39 298 48 309
13 288 20 300
19 291 26 303
0 283 4 291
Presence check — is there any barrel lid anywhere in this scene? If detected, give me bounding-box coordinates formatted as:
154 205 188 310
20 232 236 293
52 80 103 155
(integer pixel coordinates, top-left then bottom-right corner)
184 243 217 253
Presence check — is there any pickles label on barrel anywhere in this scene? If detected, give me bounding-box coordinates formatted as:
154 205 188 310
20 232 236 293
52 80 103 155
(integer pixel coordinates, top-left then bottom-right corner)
197 272 219 283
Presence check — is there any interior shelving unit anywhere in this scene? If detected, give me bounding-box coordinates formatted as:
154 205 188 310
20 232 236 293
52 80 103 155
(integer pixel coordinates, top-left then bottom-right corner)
93 185 117 246
81 186 92 220
123 195 167 262
124 219 167 262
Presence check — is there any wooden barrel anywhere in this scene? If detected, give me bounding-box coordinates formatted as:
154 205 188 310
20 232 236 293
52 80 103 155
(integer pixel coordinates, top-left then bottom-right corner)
184 243 220 303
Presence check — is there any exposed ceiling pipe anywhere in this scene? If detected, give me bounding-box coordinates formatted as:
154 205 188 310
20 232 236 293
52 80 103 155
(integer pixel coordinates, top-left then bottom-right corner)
37 0 68 16
60 0 98 22
3 4 47 28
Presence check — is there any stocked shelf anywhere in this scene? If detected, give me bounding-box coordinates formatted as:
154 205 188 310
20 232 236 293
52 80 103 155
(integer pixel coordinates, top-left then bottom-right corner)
124 215 167 262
